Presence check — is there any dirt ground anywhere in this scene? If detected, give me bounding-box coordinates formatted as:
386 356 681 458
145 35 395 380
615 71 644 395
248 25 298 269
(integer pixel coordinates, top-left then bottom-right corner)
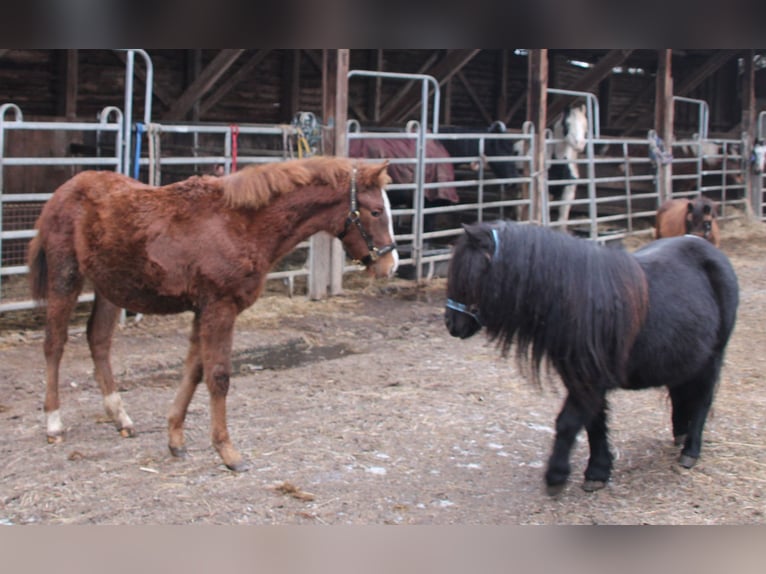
1 219 765 525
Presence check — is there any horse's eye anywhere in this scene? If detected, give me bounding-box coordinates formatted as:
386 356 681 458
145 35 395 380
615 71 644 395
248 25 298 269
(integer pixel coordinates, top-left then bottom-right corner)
371 210 381 217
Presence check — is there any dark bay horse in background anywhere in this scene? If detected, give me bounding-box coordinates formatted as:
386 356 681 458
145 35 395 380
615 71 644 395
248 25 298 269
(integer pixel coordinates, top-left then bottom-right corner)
445 221 738 495
655 196 720 247
547 104 588 228
439 121 520 182
28 157 398 471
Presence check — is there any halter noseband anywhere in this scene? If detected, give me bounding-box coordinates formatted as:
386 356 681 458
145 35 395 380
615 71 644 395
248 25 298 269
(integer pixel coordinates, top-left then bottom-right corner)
336 165 397 266
445 227 500 328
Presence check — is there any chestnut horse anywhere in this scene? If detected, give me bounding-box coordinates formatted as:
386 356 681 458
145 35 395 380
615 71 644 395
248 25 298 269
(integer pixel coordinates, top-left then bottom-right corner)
28 157 399 471
655 196 720 247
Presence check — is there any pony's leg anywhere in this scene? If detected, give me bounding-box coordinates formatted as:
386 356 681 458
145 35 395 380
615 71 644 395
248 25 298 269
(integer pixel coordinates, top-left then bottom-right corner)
167 312 203 458
199 303 245 471
675 358 722 469
582 399 613 492
669 383 694 447
87 292 134 437
43 289 82 443
545 394 588 495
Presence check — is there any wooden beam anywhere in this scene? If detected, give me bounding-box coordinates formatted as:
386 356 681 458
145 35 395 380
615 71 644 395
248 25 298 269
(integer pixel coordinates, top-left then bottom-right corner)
654 50 674 202
619 49 740 135
199 50 272 116
163 49 245 120
547 49 634 121
376 51 441 125
309 49 349 300
380 49 481 125
307 48 368 123
280 50 301 122
527 49 548 223
495 49 509 121
456 70 493 125
366 49 384 122
57 49 78 119
741 50 757 215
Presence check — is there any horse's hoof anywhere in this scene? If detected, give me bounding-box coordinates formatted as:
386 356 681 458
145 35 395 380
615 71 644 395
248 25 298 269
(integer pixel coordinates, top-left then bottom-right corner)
678 454 698 469
674 434 687 447
546 482 567 497
47 434 64 445
582 480 607 492
119 427 135 438
225 459 250 473
168 445 188 459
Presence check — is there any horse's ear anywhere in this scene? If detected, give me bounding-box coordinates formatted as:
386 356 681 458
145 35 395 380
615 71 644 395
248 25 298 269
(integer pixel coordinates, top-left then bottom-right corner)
462 223 495 259
372 161 390 186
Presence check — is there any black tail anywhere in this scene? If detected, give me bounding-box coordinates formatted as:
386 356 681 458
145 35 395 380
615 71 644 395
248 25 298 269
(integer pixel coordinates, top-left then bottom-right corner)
27 234 48 303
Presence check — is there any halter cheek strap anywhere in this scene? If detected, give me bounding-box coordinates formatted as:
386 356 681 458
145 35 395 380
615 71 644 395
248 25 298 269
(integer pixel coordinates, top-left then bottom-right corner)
445 227 500 328
336 166 397 266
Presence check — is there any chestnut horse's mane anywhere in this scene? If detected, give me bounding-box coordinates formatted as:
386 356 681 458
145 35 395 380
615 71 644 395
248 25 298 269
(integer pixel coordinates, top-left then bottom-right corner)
221 156 390 209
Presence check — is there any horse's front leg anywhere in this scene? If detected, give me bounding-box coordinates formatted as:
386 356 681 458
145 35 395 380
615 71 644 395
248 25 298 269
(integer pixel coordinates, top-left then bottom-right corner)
545 393 588 496
557 183 576 229
167 312 203 458
582 396 613 492
87 292 134 437
199 302 246 471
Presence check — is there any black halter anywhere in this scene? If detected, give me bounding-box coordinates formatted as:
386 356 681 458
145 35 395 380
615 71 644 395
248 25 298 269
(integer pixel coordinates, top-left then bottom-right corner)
336 166 397 266
445 227 500 328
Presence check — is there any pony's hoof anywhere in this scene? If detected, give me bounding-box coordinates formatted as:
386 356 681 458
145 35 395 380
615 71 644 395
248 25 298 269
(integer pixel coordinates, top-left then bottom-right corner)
546 482 567 497
582 480 607 492
225 459 250 473
168 445 188 459
119 427 135 438
678 454 698 469
47 434 64 445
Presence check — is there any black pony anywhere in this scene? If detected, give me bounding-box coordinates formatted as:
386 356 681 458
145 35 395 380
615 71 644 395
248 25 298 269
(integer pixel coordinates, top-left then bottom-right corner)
445 221 739 495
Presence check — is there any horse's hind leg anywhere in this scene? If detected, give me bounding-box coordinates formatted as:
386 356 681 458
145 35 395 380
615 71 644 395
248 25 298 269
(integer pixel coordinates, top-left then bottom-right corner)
87 292 134 437
672 358 721 469
42 258 84 443
167 312 203 458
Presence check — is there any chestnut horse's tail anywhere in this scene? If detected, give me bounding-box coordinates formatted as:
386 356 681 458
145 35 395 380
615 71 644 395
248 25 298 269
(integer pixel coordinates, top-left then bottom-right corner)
28 233 48 302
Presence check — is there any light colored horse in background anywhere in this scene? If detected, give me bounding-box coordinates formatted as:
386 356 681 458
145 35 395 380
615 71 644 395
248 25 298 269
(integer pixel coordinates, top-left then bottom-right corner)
548 103 588 227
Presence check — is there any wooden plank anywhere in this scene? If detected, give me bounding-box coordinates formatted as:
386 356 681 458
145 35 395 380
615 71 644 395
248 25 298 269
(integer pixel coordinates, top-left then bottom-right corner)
741 50 757 215
527 49 548 223
619 49 740 135
57 49 78 119
380 49 481 125
309 49 349 300
200 50 272 116
495 49 509 121
163 49 245 120
280 50 301 122
456 70 493 125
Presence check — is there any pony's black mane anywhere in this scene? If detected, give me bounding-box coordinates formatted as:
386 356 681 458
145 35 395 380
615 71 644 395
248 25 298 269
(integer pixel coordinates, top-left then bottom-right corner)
468 222 648 407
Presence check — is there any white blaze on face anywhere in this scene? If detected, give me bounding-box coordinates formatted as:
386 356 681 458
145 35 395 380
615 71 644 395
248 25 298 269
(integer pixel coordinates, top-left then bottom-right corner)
382 189 399 274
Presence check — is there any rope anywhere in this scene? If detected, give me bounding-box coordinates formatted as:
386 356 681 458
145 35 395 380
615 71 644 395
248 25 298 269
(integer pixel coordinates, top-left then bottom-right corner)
230 124 239 172
133 123 145 180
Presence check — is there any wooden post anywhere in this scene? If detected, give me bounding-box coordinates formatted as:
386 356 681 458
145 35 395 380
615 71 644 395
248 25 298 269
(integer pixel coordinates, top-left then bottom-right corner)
654 49 674 203
526 49 548 223
309 49 349 300
57 50 78 119
741 50 758 217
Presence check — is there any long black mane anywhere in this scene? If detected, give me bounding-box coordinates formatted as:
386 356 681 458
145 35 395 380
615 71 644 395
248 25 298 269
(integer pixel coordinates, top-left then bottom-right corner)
450 221 648 407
